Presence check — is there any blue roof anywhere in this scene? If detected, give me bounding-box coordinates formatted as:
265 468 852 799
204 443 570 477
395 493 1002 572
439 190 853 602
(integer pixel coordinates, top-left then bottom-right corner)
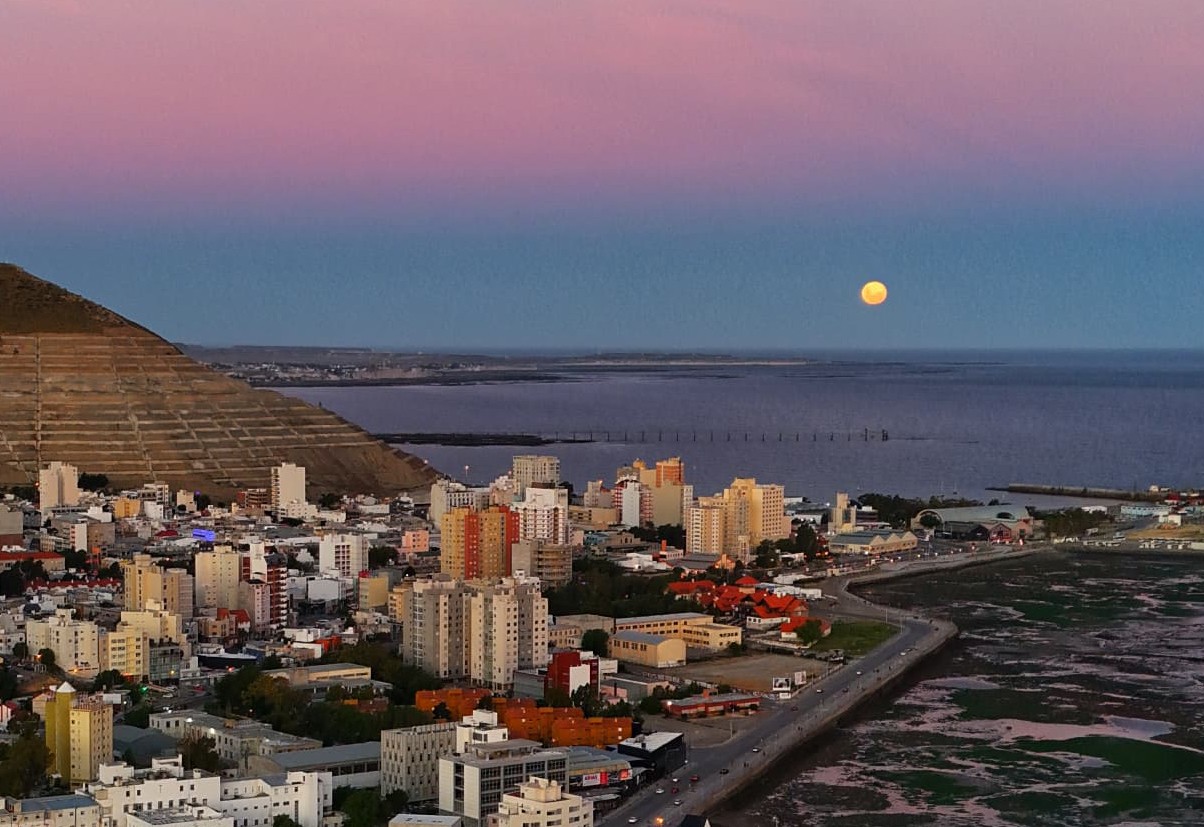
269 741 380 768
16 795 98 813
612 630 671 645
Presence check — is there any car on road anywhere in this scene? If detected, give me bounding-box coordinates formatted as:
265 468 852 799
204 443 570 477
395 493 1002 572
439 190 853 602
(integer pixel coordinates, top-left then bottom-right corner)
674 801 683 807
856 670 863 675
751 747 760 752
671 778 679 783
690 775 700 783
627 819 638 824
719 768 729 775
655 788 665 794
816 688 823 693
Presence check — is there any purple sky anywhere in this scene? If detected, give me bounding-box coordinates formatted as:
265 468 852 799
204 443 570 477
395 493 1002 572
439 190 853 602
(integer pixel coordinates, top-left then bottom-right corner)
3 1 1203 348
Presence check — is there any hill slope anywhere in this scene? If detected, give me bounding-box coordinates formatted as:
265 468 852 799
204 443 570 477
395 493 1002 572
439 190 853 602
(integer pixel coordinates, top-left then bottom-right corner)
0 263 437 497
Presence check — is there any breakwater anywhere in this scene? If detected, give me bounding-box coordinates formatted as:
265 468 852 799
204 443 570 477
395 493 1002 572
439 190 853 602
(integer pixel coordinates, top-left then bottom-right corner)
989 483 1161 502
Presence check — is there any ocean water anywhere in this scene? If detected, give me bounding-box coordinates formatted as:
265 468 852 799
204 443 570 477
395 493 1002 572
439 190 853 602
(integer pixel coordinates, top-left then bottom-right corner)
281 350 1204 500
718 552 1204 826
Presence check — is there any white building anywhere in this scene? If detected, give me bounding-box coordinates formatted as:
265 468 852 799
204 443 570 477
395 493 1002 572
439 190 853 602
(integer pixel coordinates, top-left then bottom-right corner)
194 546 242 611
84 756 333 827
27 609 100 674
317 534 368 578
489 777 592 827
380 722 457 803
512 488 569 545
270 464 307 515
430 481 492 524
0 794 103 827
618 483 644 529
127 806 231 827
438 741 569 827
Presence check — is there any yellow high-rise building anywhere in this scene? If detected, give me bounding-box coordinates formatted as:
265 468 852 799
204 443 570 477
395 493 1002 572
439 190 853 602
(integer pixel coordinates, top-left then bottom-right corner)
45 682 112 783
685 478 787 562
439 506 518 580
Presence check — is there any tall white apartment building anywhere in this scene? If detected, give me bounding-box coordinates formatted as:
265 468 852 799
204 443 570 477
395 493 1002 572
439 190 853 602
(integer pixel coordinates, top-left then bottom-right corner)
39 461 80 513
510 456 559 498
512 487 569 545
380 721 457 803
491 777 593 827
390 576 548 691
270 463 307 514
27 609 100 674
195 545 242 610
318 533 369 578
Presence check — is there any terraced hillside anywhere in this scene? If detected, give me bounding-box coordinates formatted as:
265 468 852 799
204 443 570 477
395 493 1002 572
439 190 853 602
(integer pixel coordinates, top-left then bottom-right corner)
0 264 437 497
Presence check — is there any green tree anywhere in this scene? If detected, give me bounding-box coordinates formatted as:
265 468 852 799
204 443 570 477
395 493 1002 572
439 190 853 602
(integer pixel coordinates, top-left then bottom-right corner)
918 513 942 529
795 619 825 646
62 549 90 569
476 693 495 711
368 546 398 569
77 472 109 492
94 669 126 691
0 729 50 796
37 648 56 670
179 733 222 772
124 704 151 728
753 540 778 569
542 687 571 708
581 629 610 658
11 642 28 662
318 492 342 510
338 788 387 827
793 523 820 559
431 701 452 721
273 816 303 827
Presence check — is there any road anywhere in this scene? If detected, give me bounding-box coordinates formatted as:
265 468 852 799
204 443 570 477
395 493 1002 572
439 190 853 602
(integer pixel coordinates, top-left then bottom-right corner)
603 614 949 826
601 544 1042 826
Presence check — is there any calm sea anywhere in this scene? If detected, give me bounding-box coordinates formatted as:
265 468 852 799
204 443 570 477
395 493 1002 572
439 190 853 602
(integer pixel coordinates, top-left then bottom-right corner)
281 349 1204 502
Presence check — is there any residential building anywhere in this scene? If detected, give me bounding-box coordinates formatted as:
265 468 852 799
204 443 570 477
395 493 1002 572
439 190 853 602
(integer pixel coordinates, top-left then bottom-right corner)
194 546 242 611
390 817 461 827
392 576 548 691
380 722 457 803
122 556 195 618
39 462 80 514
438 740 569 827
100 628 147 681
618 458 687 526
685 479 787 562
120 602 189 656
430 481 492 524
0 505 23 547
270 463 307 515
240 545 288 629
440 507 518 580
45 683 112 784
685 497 725 556
509 541 572 589
28 609 100 674
318 533 368 578
510 457 560 498
489 777 592 827
512 488 569 546
148 712 321 769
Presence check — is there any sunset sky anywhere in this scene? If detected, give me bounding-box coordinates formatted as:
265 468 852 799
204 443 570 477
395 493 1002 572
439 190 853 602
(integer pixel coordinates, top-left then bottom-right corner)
3 1 1202 349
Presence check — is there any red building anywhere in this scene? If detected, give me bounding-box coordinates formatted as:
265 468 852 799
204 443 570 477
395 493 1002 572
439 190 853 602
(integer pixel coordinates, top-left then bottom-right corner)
545 650 600 697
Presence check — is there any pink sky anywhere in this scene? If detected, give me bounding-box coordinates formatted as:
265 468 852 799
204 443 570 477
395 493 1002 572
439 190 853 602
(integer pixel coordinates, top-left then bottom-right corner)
4 0 1204 214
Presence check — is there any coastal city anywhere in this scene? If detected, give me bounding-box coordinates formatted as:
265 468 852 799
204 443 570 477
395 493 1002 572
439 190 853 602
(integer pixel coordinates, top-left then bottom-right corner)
0 448 1197 827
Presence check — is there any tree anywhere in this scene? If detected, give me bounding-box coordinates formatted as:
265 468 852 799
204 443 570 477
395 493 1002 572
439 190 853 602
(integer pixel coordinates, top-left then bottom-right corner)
338 788 387 827
581 629 610 658
570 685 603 717
318 492 342 510
753 540 778 569
542 687 571 708
919 513 942 529
793 523 820 559
431 702 452 721
273 816 303 827
124 704 151 728
62 549 90 570
11 642 28 662
93 669 126 691
0 729 50 796
77 472 109 492
368 546 398 569
795 619 824 646
36 648 56 670
179 733 222 772
476 693 496 712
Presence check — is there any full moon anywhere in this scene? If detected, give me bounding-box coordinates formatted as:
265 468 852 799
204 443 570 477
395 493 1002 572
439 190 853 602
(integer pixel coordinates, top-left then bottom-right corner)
860 280 888 306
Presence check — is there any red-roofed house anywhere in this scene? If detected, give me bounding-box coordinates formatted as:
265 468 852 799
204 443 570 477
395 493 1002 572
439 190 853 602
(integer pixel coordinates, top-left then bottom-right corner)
780 617 831 642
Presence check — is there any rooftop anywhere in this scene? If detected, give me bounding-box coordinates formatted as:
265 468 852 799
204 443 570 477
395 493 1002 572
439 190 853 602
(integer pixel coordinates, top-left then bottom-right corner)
619 732 683 753
663 693 760 707
618 612 709 624
611 630 672 645
8 795 98 813
129 807 225 825
269 742 380 769
389 817 463 827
